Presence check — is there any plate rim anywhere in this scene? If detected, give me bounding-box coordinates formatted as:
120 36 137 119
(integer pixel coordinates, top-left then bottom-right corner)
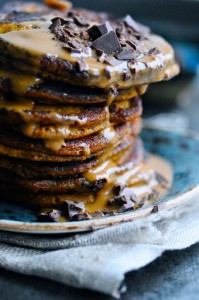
0 127 199 234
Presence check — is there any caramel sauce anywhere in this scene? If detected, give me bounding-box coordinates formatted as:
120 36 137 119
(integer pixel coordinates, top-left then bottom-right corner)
0 26 179 89
85 154 172 214
0 69 42 95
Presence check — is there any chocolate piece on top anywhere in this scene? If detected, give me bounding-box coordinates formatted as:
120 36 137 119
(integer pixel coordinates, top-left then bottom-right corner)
115 46 137 60
124 15 150 35
91 31 121 55
73 15 89 27
87 21 113 41
148 47 161 55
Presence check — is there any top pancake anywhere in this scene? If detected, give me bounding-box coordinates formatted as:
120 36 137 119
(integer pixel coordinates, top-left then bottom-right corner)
0 3 179 90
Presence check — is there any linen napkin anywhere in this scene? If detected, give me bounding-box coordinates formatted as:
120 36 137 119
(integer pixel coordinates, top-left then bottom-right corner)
0 195 199 298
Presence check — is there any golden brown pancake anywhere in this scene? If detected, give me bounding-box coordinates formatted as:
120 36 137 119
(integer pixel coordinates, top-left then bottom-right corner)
0 7 179 90
0 120 141 161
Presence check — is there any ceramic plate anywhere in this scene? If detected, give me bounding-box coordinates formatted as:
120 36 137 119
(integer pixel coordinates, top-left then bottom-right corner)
0 127 199 234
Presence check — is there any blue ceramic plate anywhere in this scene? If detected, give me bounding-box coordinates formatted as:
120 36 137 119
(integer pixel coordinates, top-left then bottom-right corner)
0 127 199 234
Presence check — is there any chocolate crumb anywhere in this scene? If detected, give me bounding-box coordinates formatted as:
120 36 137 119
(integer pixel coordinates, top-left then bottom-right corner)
113 184 127 196
73 15 89 27
62 200 85 219
72 212 91 221
103 210 118 216
104 56 121 66
124 15 150 35
115 47 137 60
92 211 105 218
121 71 131 81
118 201 134 213
105 67 111 79
37 209 62 223
151 205 159 213
148 47 161 55
76 58 88 72
109 195 127 206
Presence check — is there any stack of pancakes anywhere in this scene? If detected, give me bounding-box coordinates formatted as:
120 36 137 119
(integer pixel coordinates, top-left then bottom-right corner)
0 1 179 220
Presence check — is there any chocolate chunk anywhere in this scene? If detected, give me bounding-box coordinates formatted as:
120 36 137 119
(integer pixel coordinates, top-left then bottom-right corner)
92 31 121 55
115 47 136 60
109 195 127 206
92 211 105 218
151 205 158 213
88 21 113 41
76 58 88 72
73 15 89 27
126 40 137 50
121 71 131 81
37 210 62 223
116 24 127 38
104 56 121 66
124 15 150 35
148 47 161 55
105 67 111 79
72 212 91 221
68 39 81 49
49 18 70 43
113 184 127 196
103 210 118 216
118 201 134 213
62 200 85 219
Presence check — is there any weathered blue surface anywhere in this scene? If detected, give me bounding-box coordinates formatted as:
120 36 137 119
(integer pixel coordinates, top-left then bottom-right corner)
0 128 199 223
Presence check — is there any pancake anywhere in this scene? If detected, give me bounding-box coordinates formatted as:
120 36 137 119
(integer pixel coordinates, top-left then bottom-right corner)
0 70 148 104
0 8 179 90
0 1 179 219
0 120 141 161
0 94 142 125
0 135 142 179
0 138 143 193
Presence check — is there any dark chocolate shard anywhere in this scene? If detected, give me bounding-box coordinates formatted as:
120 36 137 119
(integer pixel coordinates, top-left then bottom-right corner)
124 15 150 35
121 71 131 81
88 21 113 41
115 47 136 60
49 18 70 43
113 184 127 196
104 56 121 66
105 67 111 79
92 211 105 218
109 195 127 206
116 24 127 38
37 210 62 223
72 212 91 221
118 201 134 213
103 210 118 216
62 200 85 219
73 15 89 27
76 58 88 72
91 31 121 55
148 47 161 55
151 205 159 213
